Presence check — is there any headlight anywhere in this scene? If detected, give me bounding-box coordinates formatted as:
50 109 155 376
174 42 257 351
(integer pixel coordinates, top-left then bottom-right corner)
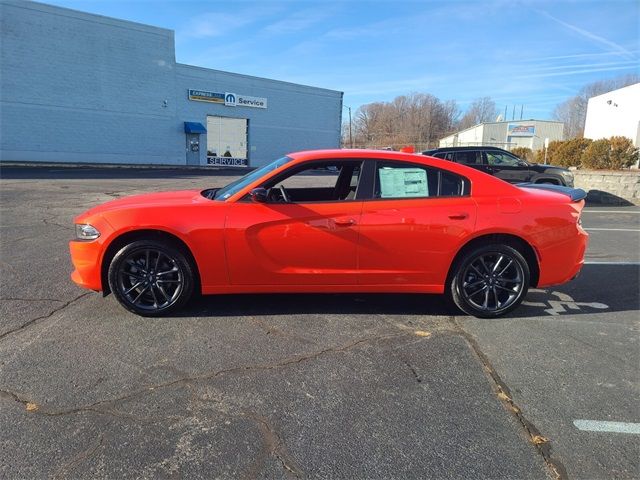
561 170 574 178
75 224 100 240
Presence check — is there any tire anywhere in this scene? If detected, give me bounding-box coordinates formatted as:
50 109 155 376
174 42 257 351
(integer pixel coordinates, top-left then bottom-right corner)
108 239 195 316
535 179 560 185
449 244 530 318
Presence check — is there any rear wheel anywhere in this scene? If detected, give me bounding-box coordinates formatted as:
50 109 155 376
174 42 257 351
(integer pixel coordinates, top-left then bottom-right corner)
108 240 195 316
449 244 530 318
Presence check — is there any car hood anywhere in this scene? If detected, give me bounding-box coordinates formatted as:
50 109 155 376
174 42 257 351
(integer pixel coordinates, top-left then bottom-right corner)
78 189 208 219
530 164 570 173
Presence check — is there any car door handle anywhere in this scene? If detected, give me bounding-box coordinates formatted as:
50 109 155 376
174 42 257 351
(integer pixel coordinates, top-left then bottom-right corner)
448 213 468 220
334 218 357 226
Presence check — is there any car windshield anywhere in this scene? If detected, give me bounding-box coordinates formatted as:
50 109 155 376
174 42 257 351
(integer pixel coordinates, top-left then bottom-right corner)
213 156 293 200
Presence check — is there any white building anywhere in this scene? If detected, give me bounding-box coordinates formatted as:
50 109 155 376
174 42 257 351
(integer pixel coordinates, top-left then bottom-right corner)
439 120 564 151
584 83 640 147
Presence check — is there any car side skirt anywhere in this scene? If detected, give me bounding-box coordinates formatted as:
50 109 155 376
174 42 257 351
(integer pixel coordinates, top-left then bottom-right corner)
201 284 445 295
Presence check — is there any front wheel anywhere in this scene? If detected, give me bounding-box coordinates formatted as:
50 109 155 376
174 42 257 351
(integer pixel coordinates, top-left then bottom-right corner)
108 239 195 316
449 244 530 318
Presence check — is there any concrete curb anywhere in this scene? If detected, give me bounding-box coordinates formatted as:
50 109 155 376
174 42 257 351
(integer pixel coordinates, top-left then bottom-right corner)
0 161 251 171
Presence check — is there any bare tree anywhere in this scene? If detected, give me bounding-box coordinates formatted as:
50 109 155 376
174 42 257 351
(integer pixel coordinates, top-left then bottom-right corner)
459 97 498 129
350 93 459 149
553 73 640 138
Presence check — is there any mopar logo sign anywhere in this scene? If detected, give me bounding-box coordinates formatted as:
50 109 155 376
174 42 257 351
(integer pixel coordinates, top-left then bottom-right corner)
224 93 236 106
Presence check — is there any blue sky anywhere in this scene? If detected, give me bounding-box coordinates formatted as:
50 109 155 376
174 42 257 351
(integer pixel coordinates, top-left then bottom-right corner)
46 0 639 119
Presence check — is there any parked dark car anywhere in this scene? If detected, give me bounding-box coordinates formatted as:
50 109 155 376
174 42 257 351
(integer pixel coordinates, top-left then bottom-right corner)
422 146 574 186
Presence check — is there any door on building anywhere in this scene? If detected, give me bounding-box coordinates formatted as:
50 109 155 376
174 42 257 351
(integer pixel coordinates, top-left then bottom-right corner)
206 116 248 167
185 133 201 166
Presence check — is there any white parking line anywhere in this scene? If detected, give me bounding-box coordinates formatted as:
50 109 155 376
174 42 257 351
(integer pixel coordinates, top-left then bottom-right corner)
584 261 640 265
574 420 640 434
583 210 640 214
585 228 640 232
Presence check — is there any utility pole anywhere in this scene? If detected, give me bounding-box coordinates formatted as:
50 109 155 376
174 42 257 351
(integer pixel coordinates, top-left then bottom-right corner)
343 105 353 148
520 104 523 120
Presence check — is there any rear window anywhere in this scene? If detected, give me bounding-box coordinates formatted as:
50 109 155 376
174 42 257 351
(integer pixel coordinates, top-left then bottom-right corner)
452 151 482 165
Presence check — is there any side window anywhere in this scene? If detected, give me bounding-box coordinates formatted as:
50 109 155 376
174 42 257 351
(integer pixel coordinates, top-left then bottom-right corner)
432 152 447 159
374 161 467 199
263 160 362 203
452 151 482 165
486 152 520 166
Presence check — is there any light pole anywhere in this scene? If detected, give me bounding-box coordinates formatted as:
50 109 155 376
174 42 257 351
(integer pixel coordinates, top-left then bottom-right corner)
343 104 353 148
533 134 550 164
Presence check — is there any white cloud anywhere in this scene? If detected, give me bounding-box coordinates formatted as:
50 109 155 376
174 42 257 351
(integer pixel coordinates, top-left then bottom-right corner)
537 9 635 59
263 7 335 35
180 6 283 39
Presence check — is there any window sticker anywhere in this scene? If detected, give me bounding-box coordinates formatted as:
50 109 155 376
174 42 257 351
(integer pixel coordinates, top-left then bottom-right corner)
379 168 429 198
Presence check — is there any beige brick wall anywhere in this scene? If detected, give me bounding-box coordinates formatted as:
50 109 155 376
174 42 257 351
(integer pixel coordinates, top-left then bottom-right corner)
573 170 640 205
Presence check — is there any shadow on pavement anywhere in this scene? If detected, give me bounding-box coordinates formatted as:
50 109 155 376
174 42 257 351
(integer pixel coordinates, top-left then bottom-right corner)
585 189 635 206
177 292 456 318
172 264 638 319
0 165 245 180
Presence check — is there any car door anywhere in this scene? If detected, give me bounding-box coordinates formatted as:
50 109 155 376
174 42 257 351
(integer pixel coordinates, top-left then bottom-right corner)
224 160 364 285
357 159 477 289
484 151 533 183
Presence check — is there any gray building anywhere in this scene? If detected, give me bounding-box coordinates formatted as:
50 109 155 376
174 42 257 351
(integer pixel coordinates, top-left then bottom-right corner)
439 120 564 151
0 1 343 167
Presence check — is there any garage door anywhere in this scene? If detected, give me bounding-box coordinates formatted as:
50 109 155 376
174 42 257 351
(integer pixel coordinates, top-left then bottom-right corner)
206 116 248 167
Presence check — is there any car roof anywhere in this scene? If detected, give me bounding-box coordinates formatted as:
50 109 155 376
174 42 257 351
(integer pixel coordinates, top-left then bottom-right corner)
226 148 522 202
288 148 434 162
423 146 511 153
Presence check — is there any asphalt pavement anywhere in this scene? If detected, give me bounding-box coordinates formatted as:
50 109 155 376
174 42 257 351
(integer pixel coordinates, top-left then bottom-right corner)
0 166 638 479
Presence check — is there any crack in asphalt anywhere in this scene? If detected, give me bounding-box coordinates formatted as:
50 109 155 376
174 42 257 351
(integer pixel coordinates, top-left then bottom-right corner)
243 411 304 479
42 218 70 230
0 293 91 341
448 316 568 480
1 332 412 478
401 359 423 383
250 317 318 346
0 332 408 420
52 431 108 479
0 319 562 479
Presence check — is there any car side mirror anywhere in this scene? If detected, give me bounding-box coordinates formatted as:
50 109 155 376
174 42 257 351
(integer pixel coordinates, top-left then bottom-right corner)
518 160 529 166
250 187 269 203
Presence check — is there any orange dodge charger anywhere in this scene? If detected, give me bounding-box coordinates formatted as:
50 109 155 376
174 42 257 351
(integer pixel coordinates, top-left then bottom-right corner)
70 149 588 318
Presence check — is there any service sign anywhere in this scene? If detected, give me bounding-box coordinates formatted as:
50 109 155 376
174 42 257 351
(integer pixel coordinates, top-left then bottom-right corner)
207 156 248 167
236 95 267 109
507 124 535 137
189 89 267 109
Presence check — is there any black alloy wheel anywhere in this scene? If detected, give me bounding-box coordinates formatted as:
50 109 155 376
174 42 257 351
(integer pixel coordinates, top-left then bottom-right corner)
450 244 530 318
108 240 195 316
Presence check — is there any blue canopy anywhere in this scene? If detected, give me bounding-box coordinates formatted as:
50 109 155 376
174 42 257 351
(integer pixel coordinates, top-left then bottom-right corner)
184 122 206 134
